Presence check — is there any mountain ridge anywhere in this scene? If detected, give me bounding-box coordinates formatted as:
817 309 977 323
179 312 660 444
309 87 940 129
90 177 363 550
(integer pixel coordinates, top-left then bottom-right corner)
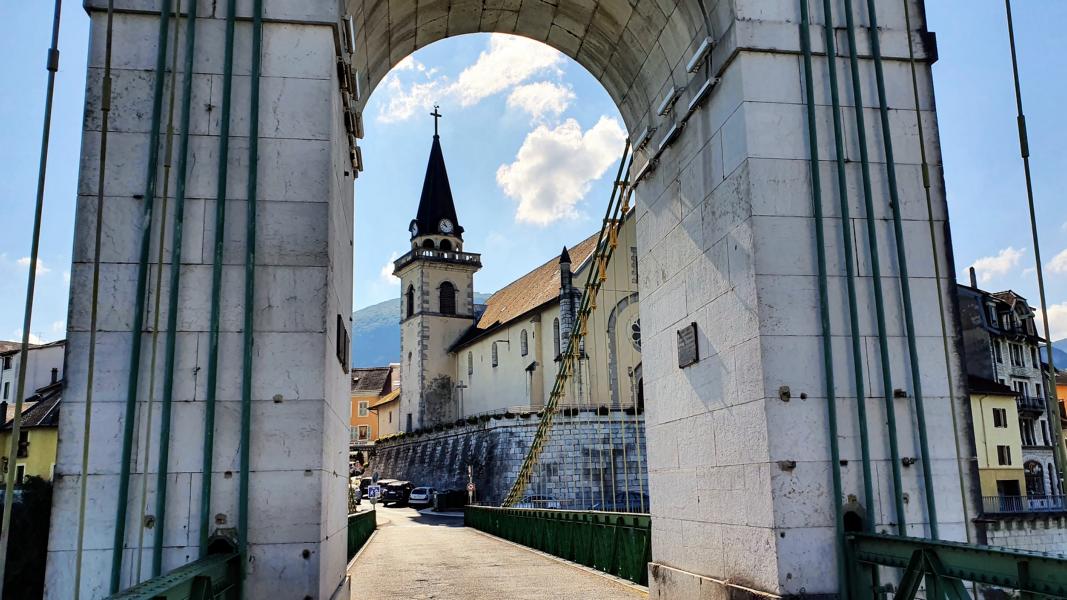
351 293 492 367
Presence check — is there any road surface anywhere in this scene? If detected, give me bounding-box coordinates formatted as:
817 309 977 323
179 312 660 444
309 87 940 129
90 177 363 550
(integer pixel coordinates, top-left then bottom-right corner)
348 506 646 599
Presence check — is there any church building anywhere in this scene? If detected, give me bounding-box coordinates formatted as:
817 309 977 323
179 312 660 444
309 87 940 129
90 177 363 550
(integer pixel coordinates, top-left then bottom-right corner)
393 121 642 432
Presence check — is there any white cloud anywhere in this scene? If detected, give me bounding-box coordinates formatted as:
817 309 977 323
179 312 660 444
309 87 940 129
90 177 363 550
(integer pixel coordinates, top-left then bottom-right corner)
1036 302 1067 342
969 247 1025 283
496 116 627 226
507 82 575 121
377 76 449 124
16 257 50 275
377 34 564 124
12 329 45 345
1046 248 1067 274
452 35 563 106
50 320 65 334
63 271 70 284
379 252 400 285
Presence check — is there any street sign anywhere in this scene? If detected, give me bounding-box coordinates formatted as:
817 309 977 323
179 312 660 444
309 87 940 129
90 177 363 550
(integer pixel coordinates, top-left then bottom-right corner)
368 485 381 506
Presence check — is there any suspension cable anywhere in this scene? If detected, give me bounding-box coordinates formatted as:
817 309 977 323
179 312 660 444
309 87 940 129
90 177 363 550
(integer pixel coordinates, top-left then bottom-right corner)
133 0 183 584
151 0 199 576
1003 0 1066 490
799 1 846 594
822 0 910 535
899 0 973 542
0 1 64 592
239 2 265 592
73 0 114 596
201 0 239 556
863 0 939 539
111 1 174 591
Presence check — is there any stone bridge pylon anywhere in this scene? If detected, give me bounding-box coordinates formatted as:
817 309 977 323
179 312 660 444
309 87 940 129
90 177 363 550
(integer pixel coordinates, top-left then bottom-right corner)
52 1 972 598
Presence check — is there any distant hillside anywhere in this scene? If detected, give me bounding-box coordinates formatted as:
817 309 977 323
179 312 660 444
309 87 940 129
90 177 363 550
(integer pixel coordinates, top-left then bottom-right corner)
351 293 492 368
1040 337 1067 368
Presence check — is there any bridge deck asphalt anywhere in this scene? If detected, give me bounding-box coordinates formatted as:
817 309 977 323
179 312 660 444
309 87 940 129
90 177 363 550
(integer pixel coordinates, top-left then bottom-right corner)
347 506 647 600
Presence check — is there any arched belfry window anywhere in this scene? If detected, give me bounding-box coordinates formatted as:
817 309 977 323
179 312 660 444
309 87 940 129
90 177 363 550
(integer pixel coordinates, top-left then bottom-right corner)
520 329 529 356
553 318 561 357
439 239 452 251
422 239 435 249
440 281 456 315
405 285 415 318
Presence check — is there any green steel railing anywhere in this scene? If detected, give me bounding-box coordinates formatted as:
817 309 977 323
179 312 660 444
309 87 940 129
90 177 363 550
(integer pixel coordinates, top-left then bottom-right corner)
465 506 650 585
348 511 377 561
107 552 240 600
847 533 1067 599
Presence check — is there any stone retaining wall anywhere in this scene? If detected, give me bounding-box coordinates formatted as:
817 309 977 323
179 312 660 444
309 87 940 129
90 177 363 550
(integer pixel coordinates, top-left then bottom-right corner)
984 515 1067 555
372 411 647 508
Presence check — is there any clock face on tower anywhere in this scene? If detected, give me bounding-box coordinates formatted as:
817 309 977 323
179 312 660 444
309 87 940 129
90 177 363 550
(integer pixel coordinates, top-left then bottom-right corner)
439 218 454 234
409 220 419 236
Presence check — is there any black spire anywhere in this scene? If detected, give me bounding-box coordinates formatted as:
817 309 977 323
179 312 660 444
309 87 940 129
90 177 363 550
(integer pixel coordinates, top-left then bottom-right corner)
559 246 571 264
410 108 462 240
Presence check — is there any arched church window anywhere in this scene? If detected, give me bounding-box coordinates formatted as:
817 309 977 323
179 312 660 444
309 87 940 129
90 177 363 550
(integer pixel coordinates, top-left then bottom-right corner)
405 285 415 318
553 318 561 357
439 239 452 251
468 352 473 376
520 329 528 356
491 342 499 367
422 239 436 249
439 281 456 315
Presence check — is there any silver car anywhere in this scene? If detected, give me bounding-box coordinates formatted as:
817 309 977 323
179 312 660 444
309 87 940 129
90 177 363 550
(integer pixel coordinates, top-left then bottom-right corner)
408 487 436 506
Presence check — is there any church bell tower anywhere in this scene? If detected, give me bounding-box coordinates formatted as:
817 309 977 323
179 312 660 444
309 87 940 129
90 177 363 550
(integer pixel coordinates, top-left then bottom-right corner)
394 107 481 430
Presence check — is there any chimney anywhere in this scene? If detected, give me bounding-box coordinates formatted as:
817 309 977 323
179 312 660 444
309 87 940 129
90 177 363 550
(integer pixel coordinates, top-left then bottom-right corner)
969 266 977 288
0 401 7 425
51 367 58 384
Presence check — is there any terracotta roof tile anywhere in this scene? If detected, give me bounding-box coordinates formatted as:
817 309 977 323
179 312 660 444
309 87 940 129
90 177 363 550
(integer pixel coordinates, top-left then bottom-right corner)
351 367 391 394
475 231 599 332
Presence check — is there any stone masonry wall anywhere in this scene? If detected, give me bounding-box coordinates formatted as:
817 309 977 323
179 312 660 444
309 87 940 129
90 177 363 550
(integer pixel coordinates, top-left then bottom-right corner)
373 411 648 508
985 516 1067 556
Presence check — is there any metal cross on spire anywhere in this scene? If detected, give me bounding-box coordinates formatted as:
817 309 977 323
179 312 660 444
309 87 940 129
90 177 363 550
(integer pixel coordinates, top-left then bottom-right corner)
431 104 442 136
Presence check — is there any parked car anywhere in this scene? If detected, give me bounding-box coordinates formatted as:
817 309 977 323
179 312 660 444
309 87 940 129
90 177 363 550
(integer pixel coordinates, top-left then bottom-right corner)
407 487 436 506
592 491 650 513
514 495 561 509
358 476 373 498
381 481 414 506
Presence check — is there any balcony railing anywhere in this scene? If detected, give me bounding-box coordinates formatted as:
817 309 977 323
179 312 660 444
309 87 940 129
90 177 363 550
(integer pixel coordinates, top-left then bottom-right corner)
394 248 482 270
981 495 1066 514
1016 394 1046 413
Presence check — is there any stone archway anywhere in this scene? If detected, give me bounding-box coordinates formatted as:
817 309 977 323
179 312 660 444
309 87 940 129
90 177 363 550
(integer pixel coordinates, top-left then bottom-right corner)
53 2 969 598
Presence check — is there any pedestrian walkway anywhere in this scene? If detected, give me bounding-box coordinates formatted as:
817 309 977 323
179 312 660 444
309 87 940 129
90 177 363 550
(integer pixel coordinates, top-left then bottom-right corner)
348 507 647 600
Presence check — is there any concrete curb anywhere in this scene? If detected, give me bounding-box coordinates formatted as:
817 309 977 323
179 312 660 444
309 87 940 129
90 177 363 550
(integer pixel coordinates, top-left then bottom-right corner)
416 507 464 518
467 528 649 597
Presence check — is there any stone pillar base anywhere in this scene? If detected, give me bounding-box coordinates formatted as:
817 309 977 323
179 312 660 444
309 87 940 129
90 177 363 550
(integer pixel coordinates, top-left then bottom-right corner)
648 562 837 600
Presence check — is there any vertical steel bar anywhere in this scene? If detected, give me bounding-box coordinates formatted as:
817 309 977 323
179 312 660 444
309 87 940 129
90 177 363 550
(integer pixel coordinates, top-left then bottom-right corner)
74 1 114 596
111 1 174 591
1003 0 1066 492
239 1 264 593
867 0 941 538
840 0 895 535
799 1 847 594
151 0 199 576
135 0 183 581
821 0 910 534
200 0 238 556
0 1 63 593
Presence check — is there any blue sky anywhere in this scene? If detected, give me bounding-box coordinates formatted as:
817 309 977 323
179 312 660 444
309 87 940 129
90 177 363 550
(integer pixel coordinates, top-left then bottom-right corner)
0 3 1064 343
